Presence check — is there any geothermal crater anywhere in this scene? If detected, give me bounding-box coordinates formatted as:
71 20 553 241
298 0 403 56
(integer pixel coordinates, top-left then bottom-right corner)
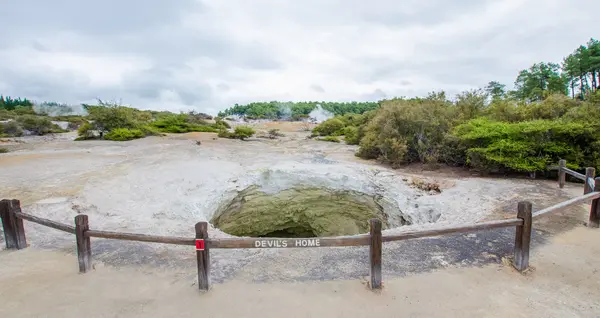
211 186 395 237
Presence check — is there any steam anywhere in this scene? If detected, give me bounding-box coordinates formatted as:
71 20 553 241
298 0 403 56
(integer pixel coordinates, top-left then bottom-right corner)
33 102 88 117
308 104 334 123
277 103 292 120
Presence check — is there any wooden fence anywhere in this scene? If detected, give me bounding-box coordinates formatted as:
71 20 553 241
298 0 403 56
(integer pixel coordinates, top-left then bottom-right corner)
1 161 599 292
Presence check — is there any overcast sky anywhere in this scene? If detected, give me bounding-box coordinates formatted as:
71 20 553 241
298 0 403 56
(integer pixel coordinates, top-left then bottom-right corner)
1 0 598 114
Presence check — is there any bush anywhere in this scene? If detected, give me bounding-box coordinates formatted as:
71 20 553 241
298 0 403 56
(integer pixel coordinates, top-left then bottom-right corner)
453 118 598 172
342 126 359 144
356 97 455 166
215 117 231 129
218 126 256 140
233 126 256 140
151 114 218 133
218 129 233 138
15 115 55 135
86 104 151 134
104 128 145 141
0 121 24 137
311 118 345 136
317 136 341 143
0 147 8 153
268 129 285 138
76 122 96 140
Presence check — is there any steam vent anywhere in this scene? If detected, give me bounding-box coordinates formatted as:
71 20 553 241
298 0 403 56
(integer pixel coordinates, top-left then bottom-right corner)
211 186 390 237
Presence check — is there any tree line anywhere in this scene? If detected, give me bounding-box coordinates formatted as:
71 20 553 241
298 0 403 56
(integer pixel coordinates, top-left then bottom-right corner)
217 101 380 119
487 38 599 102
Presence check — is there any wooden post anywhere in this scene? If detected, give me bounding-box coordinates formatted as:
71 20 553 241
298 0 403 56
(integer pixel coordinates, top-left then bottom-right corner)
584 167 596 195
513 201 532 272
558 159 566 188
589 177 600 228
369 218 382 289
195 221 210 291
75 215 92 273
0 199 27 249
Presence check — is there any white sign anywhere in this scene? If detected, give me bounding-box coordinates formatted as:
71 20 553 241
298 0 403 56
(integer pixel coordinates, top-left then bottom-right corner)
253 239 321 248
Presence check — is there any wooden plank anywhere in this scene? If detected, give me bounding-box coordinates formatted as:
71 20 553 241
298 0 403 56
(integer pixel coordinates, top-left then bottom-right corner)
369 219 382 289
75 215 92 273
14 211 75 234
562 167 586 181
533 191 600 218
86 230 195 246
584 167 596 194
513 201 532 272
382 218 522 243
558 159 566 189
195 222 210 291
0 199 17 249
589 177 600 228
0 200 27 249
207 235 369 249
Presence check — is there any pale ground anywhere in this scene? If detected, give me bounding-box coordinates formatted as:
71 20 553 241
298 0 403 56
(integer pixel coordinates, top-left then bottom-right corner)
1 122 599 317
1 224 599 318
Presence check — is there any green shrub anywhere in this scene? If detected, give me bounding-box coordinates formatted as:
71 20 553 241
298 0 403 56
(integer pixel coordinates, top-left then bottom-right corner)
0 121 23 137
233 126 256 140
139 125 164 136
104 128 145 141
342 126 359 145
76 122 95 140
215 117 231 129
218 129 233 138
0 147 8 153
15 115 54 135
312 118 345 136
356 97 455 166
218 126 256 140
453 118 598 172
318 136 341 143
86 104 151 134
151 114 218 133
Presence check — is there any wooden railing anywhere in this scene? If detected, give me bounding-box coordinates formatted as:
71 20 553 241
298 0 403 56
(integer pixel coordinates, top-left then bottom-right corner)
1 161 599 292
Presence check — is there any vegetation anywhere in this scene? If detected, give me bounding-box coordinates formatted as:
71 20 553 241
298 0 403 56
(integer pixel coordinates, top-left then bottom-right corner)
218 125 256 140
0 147 8 153
310 38 600 174
104 128 145 141
2 36 599 172
150 114 218 133
268 129 285 138
317 136 341 143
218 101 379 119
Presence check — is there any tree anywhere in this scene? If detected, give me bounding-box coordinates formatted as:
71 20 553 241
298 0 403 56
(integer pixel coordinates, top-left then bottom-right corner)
455 89 487 121
514 62 567 102
485 81 506 101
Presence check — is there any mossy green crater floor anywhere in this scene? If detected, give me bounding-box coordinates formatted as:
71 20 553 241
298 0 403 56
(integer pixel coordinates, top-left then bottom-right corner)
211 186 391 237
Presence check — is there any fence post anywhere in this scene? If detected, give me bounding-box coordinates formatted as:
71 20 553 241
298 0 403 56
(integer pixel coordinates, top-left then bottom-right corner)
75 215 92 273
558 159 566 188
513 201 532 272
0 199 27 250
589 177 600 228
195 221 210 291
369 218 382 289
584 167 596 195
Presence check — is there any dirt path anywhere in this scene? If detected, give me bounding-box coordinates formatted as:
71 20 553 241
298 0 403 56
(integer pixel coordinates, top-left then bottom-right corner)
1 225 599 317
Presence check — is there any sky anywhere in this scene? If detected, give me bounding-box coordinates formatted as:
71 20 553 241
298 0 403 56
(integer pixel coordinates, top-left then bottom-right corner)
1 0 598 115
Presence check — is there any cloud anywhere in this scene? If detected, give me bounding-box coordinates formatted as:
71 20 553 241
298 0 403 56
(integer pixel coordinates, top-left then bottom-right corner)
310 84 326 93
0 0 598 114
